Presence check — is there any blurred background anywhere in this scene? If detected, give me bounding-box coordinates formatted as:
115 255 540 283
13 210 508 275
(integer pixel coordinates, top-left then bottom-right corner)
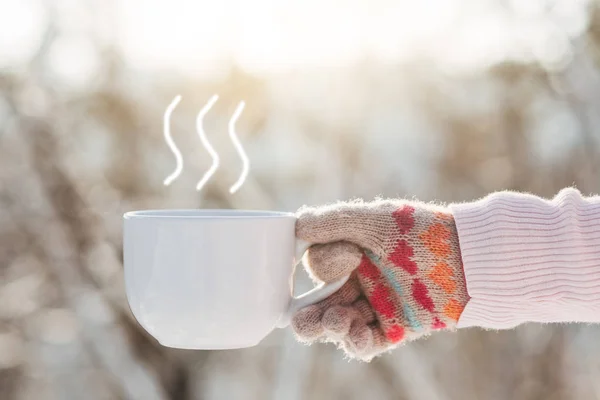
1 0 600 398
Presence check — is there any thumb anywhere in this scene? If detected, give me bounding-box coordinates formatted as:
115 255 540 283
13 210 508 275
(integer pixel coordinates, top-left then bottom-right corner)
304 241 363 283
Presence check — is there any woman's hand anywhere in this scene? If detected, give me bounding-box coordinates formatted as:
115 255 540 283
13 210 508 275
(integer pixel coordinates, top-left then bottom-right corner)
291 199 469 360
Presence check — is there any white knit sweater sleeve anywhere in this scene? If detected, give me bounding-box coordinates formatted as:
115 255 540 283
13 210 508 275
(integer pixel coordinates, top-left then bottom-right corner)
450 188 600 329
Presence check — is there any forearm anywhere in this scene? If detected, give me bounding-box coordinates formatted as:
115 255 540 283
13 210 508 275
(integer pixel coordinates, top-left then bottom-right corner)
292 187 600 360
451 188 600 329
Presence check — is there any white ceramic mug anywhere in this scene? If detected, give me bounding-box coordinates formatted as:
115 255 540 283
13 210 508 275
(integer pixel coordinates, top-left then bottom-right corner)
123 209 349 349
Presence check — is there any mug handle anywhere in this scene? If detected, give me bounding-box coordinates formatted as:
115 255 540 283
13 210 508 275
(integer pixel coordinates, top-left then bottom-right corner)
275 239 351 328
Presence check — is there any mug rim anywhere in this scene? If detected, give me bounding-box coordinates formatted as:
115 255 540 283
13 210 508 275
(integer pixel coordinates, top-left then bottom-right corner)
123 209 296 219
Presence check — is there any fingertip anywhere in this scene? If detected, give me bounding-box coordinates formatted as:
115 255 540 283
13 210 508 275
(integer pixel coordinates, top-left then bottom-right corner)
291 305 324 341
369 324 389 348
345 324 393 361
322 306 354 336
344 323 374 354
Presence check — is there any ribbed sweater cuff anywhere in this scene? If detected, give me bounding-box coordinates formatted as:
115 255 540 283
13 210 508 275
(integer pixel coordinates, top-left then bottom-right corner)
450 188 600 329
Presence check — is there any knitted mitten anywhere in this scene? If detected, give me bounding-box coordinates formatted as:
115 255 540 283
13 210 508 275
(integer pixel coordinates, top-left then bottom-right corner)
292 200 469 360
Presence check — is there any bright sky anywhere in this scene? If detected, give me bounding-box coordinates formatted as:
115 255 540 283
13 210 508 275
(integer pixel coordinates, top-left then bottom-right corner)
117 0 458 74
116 0 591 75
0 0 592 79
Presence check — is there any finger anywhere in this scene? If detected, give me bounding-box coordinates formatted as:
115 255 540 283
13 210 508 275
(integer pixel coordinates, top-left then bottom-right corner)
352 298 376 325
291 305 324 341
345 323 391 361
322 305 363 337
292 275 362 341
344 321 374 354
305 241 362 283
296 200 402 251
344 324 391 362
319 273 361 308
369 324 388 348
